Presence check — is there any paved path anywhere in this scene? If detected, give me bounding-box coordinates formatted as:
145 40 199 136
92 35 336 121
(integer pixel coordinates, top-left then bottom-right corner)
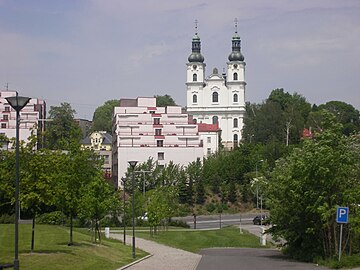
110 233 201 270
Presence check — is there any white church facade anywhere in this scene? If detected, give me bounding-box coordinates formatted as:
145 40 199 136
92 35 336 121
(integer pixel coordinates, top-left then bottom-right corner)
186 23 246 150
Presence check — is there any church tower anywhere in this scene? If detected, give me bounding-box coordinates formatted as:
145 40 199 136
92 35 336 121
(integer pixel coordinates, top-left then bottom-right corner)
186 20 206 107
186 19 246 150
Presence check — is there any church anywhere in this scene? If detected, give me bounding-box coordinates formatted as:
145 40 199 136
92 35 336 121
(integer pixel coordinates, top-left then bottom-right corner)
186 21 246 150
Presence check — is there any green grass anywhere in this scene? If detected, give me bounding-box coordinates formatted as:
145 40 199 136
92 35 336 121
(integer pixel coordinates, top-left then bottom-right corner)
318 253 360 269
0 224 147 270
135 226 266 253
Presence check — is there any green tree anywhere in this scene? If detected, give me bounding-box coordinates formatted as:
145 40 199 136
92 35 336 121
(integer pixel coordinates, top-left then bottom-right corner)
46 103 82 150
55 147 102 245
317 101 360 135
92 100 119 133
155 95 176 107
267 111 360 261
78 176 119 243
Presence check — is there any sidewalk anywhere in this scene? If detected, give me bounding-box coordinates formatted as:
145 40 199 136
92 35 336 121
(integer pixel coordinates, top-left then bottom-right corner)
109 233 202 270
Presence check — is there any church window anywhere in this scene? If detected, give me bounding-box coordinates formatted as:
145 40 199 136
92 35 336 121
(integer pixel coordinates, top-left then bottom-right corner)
212 116 218 124
233 94 238 103
193 73 197 82
212 92 218 103
233 134 238 146
233 118 238 128
193 94 197 103
233 72 238 80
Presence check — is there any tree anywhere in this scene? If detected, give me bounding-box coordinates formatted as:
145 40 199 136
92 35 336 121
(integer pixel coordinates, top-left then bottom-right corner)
317 101 360 135
46 103 82 150
55 147 102 245
92 100 119 133
78 176 119 243
155 95 176 107
267 111 360 261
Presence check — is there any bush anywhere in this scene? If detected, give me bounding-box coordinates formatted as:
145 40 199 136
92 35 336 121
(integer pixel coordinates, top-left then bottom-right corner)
0 214 15 224
206 203 216 213
37 211 67 225
167 219 190 228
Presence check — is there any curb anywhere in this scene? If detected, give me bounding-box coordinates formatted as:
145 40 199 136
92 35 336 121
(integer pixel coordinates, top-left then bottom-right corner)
117 254 153 270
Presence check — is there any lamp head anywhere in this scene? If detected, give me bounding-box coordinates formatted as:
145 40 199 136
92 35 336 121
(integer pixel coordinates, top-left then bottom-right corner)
128 160 138 169
5 95 31 112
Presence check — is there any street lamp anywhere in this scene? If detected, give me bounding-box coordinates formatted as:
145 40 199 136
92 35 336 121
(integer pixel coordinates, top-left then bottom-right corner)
6 93 31 270
135 170 151 196
128 160 138 259
121 177 127 245
255 159 263 209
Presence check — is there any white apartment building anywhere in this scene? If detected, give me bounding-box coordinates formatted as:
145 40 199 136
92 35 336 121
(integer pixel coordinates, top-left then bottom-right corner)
0 91 46 148
112 97 205 188
186 24 246 150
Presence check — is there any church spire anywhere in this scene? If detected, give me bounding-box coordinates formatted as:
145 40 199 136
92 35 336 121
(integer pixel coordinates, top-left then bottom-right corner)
188 20 204 63
228 18 244 62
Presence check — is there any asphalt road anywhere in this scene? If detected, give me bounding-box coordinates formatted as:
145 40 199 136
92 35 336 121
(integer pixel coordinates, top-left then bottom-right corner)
177 213 259 230
196 248 328 270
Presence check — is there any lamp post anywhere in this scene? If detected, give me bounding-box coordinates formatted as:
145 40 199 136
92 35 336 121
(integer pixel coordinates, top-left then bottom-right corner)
6 93 31 270
128 160 138 259
135 170 151 196
121 177 127 245
255 159 263 209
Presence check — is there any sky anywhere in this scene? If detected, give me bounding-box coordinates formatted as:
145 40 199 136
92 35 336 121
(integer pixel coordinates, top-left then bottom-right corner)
0 0 359 120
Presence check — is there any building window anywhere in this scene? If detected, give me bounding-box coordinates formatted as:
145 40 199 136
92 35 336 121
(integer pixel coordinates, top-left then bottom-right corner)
212 92 218 103
193 94 197 103
233 118 238 128
233 134 238 145
157 140 163 147
207 137 211 143
158 152 164 160
103 155 110 164
1 123 6 128
193 73 197 82
154 118 160 125
4 107 10 112
207 148 211 156
233 72 238 80
233 94 238 103
155 129 162 135
3 115 8 121
212 116 218 124
193 118 197 124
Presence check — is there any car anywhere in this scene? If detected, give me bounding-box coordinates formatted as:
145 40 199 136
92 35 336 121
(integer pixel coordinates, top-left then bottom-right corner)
252 215 270 225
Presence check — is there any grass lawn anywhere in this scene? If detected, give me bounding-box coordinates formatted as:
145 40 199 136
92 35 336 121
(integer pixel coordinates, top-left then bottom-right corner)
0 224 147 270
135 226 266 253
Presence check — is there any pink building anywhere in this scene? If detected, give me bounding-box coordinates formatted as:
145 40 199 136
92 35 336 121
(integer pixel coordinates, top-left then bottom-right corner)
0 91 46 149
113 97 204 188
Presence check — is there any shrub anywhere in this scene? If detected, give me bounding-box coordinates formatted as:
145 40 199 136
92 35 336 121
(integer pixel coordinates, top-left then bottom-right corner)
206 203 216 213
167 219 190 228
0 214 15 224
37 211 67 225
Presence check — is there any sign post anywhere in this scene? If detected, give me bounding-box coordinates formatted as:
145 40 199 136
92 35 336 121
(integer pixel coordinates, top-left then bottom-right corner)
336 207 349 262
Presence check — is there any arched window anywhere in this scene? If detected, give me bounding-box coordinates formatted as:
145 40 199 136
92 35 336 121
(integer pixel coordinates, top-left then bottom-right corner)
212 116 218 124
212 92 218 103
193 118 197 124
233 134 239 147
193 94 197 103
233 93 238 103
193 73 197 82
233 72 238 80
233 118 238 128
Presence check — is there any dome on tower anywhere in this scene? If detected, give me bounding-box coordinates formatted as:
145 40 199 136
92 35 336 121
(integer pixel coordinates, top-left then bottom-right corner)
188 31 204 63
228 34 244 61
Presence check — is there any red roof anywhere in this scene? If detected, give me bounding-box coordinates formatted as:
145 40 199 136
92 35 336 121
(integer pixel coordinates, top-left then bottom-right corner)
198 123 220 132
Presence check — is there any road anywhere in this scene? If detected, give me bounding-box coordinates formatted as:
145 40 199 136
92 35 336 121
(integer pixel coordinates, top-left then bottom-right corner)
176 213 259 230
196 248 328 270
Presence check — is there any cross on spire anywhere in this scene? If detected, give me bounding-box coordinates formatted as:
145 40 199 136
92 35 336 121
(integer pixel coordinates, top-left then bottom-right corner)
195 19 198 35
234 18 238 34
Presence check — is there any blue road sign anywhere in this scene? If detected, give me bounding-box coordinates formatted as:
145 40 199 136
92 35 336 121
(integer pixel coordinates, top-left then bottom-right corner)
336 207 349 224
